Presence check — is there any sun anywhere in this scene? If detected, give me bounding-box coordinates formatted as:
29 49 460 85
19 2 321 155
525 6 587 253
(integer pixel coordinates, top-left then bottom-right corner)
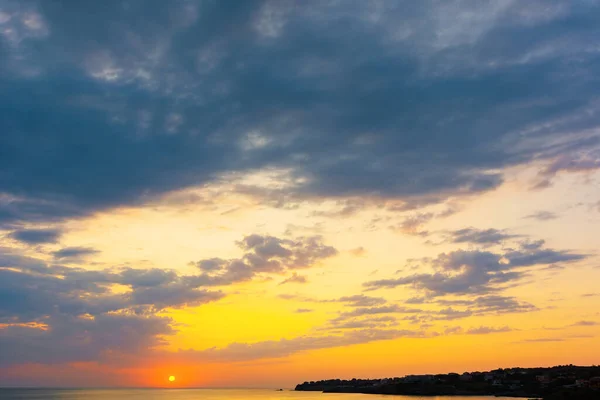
168 376 176 382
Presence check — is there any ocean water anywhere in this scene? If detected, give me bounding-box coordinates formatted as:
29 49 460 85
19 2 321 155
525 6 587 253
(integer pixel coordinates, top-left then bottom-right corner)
0 388 529 400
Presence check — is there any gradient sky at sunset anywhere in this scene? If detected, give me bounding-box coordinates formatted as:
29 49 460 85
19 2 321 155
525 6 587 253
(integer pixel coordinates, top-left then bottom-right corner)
1 0 600 389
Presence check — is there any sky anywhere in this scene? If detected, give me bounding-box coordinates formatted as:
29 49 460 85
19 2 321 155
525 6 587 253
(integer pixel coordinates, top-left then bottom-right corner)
1 0 600 389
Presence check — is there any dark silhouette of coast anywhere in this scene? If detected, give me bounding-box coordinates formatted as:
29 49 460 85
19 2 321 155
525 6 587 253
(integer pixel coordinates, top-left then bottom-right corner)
295 365 600 399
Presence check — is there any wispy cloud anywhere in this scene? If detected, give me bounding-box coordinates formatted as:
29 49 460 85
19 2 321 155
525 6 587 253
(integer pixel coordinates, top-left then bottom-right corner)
8 228 63 244
176 328 426 363
570 320 597 327
190 235 337 286
279 273 308 285
465 325 512 335
52 246 100 261
446 227 520 246
364 243 586 296
524 211 559 221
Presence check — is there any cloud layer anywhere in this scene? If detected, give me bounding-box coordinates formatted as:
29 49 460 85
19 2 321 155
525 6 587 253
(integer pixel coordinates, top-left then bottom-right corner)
0 234 335 367
364 243 586 296
1 0 600 226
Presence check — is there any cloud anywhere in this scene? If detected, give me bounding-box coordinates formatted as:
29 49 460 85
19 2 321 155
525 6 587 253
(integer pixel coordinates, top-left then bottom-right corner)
0 240 252 367
400 294 537 326
52 246 100 261
518 338 565 343
338 305 422 319
335 295 387 307
446 228 520 246
534 152 600 188
190 235 337 286
349 247 367 257
238 234 338 269
0 313 174 367
444 326 463 335
294 308 313 313
392 213 434 236
465 325 512 335
176 328 424 362
279 273 308 285
0 1 599 225
524 211 559 221
405 296 427 304
431 295 537 315
311 199 368 218
364 243 586 296
0 260 225 322
434 308 473 321
468 295 538 314
519 239 546 251
323 316 399 331
570 320 597 327
276 293 318 302
8 228 63 244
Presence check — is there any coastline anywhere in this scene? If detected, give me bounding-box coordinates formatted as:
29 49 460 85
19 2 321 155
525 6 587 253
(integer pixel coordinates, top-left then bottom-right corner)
295 365 600 400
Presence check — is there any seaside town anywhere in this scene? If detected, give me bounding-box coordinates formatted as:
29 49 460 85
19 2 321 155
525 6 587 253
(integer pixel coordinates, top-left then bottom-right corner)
295 365 600 399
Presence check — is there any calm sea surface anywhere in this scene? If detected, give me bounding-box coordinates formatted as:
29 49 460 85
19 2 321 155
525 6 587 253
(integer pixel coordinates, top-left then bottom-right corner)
0 388 529 400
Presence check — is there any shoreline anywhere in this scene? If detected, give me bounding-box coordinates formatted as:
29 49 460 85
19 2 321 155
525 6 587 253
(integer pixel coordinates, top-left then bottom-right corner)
295 365 600 400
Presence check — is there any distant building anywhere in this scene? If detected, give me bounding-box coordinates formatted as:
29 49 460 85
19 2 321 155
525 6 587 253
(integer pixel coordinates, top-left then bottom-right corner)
590 377 600 389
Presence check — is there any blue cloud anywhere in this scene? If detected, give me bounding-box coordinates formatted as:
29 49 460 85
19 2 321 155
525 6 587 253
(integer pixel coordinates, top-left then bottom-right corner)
8 228 63 244
364 243 586 295
0 1 599 223
52 246 100 261
0 233 334 366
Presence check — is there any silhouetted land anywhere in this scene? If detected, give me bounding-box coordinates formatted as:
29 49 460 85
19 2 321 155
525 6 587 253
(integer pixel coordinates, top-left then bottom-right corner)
295 365 600 399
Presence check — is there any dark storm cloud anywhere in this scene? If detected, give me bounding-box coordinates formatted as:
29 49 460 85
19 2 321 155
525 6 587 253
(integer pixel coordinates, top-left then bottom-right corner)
8 228 63 244
1 1 600 223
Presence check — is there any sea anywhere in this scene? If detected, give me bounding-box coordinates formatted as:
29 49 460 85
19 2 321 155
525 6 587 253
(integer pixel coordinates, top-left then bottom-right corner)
0 388 530 400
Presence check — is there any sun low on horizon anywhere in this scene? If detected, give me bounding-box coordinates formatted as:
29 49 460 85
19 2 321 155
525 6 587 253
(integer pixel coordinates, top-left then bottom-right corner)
1 0 600 391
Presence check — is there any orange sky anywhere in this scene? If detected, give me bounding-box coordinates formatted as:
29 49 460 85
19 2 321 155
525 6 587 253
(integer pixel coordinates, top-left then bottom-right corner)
1 0 600 388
